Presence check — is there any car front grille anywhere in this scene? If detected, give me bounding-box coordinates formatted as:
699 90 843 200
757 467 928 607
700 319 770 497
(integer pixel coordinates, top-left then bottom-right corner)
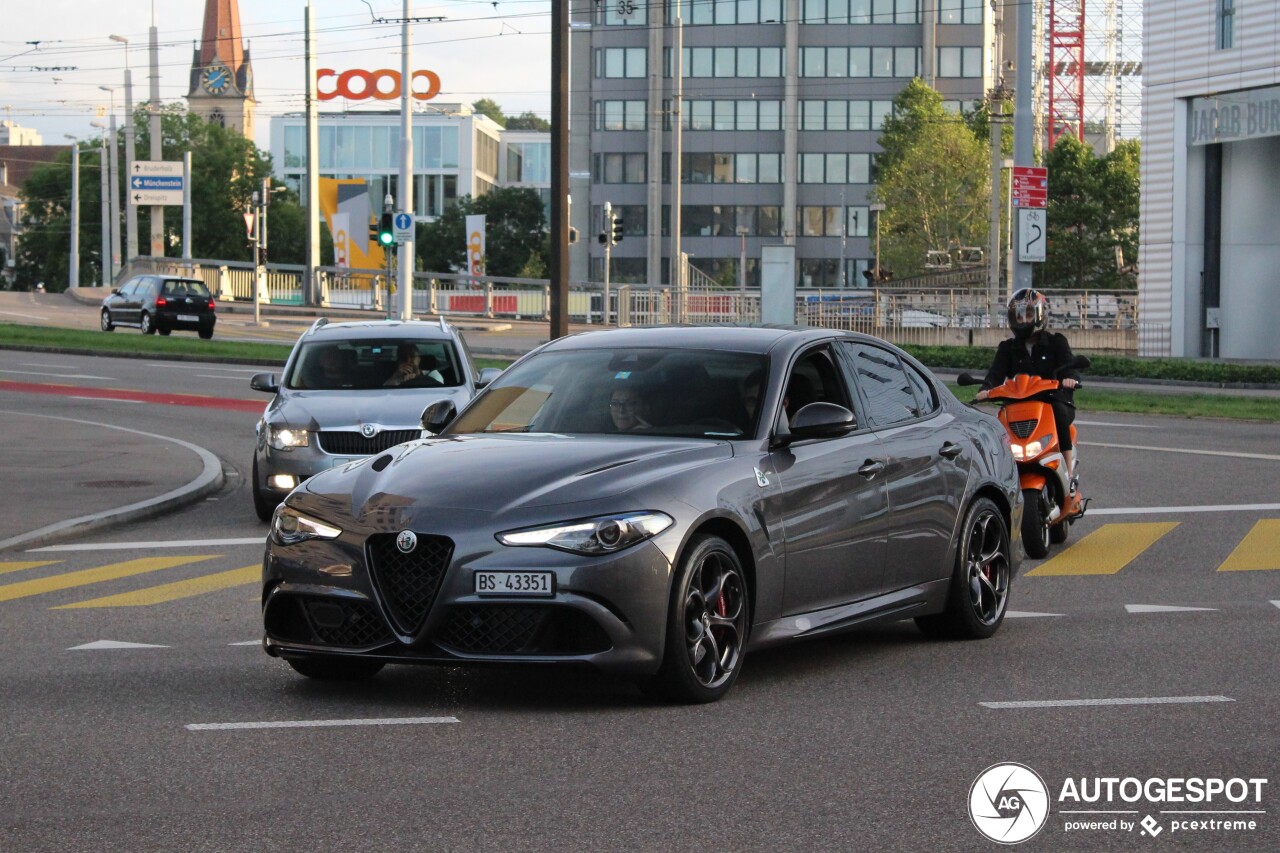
1009 418 1039 439
295 597 394 648
367 533 454 635
437 606 612 656
318 429 421 455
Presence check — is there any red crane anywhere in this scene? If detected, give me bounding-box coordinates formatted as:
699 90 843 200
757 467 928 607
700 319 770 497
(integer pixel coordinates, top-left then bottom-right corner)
1047 0 1086 147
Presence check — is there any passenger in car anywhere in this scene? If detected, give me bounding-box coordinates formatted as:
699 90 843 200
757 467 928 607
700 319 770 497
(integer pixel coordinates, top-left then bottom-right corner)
741 368 765 424
302 347 350 389
608 385 651 432
384 343 424 387
784 374 815 418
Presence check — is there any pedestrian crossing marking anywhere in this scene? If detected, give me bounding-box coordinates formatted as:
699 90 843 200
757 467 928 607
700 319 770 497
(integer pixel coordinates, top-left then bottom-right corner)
0 556 219 603
1026 523 1179 576
1217 520 1280 572
0 561 59 576
54 564 260 609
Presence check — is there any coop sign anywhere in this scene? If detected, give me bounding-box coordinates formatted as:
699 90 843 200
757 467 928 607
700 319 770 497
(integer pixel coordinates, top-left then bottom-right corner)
1189 84 1280 145
317 68 442 101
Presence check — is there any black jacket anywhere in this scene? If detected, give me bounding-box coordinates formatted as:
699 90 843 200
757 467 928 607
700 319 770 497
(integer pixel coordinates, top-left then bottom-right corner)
981 332 1080 399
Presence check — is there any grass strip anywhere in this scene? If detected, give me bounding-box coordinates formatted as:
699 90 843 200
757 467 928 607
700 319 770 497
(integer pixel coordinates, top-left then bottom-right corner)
948 384 1280 422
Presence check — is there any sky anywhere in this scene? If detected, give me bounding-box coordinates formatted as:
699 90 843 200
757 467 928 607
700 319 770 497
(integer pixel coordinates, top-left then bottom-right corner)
0 0 554 152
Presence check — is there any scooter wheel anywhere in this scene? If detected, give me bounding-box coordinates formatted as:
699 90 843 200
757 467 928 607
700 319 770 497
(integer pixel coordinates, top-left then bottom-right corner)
1022 488 1050 558
1050 517 1071 545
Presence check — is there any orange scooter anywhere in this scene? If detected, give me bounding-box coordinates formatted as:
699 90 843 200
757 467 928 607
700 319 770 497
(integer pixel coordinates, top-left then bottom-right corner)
959 356 1091 558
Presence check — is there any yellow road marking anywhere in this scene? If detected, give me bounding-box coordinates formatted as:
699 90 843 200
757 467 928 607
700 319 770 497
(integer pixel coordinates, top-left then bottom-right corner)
0 561 59 576
55 564 260 608
0 556 218 602
1218 520 1280 571
1027 523 1179 576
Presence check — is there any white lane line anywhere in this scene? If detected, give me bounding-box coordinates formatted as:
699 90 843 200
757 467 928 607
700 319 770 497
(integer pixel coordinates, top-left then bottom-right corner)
0 369 113 380
69 640 169 650
194 374 252 381
21 362 78 369
145 363 262 374
981 696 1232 709
228 641 260 646
1126 604 1218 613
1076 420 1158 429
70 396 145 404
1090 503 1280 515
0 310 48 320
1272 601 1280 610
1091 442 1280 462
186 716 459 732
1005 610 1064 618
30 537 264 552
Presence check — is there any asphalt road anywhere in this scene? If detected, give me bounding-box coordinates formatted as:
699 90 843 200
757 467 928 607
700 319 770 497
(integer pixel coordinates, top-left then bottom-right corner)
0 352 1277 852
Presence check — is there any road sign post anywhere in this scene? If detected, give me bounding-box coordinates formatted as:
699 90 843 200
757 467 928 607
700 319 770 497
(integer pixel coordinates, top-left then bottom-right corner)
1017 208 1047 263
129 160 184 207
1011 167 1048 270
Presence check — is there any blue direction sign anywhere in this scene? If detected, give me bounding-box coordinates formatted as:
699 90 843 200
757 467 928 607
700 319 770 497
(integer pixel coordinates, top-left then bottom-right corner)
129 160 184 206
393 212 414 242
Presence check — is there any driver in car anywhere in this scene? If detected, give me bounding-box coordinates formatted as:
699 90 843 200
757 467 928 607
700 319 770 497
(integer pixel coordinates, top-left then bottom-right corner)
608 386 651 432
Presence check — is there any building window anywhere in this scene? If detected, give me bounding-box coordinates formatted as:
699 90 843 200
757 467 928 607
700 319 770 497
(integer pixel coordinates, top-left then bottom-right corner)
1217 0 1235 50
798 153 871 183
939 0 981 24
596 47 647 78
668 47 783 78
596 152 648 184
596 100 647 131
937 46 983 78
667 0 782 25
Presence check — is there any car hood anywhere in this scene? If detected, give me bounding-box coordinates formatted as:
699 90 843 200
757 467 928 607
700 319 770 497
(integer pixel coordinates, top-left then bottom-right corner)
299 433 733 518
269 387 470 431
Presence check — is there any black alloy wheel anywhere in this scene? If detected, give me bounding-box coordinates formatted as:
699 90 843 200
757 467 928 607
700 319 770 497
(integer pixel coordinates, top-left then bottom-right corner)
140 311 155 335
648 534 749 703
1020 487 1051 559
100 309 114 332
198 326 214 340
158 328 171 336
916 496 1011 639
285 655 385 681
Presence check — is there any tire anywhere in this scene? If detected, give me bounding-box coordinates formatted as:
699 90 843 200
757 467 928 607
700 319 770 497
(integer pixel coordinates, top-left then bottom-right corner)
1050 518 1071 545
915 497 1012 640
158 328 172 336
139 311 155 335
251 458 277 523
1021 488 1050 559
646 534 750 704
198 327 214 340
100 309 114 332
286 656 385 681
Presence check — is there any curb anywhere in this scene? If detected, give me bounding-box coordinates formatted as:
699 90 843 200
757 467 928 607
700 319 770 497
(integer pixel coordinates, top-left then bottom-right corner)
0 411 226 552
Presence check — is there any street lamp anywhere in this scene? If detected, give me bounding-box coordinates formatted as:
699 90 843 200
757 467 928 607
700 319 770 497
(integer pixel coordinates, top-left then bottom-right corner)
109 34 137 266
64 134 79 289
99 85 121 280
90 121 110 286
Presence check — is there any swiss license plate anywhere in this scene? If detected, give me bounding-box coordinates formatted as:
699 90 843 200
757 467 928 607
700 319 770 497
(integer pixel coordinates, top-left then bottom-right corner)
177 313 199 322
474 571 554 597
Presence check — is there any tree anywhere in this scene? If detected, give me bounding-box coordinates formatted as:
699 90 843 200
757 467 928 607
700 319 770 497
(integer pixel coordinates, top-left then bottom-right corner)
1037 135 1139 290
415 186 548 277
873 82 990 279
13 145 105 289
506 111 550 132
471 98 507 127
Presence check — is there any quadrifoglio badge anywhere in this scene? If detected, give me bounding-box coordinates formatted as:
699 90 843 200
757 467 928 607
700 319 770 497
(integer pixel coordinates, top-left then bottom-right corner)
969 763 1268 844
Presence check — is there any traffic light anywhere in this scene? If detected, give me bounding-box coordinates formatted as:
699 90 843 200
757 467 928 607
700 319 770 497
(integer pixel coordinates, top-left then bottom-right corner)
378 211 395 247
610 214 624 246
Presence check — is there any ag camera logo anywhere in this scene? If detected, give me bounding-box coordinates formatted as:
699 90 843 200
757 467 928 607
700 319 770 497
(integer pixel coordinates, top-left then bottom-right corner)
970 763 1051 844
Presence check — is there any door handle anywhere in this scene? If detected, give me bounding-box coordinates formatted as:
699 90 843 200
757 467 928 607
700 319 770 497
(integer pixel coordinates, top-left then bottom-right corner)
939 442 964 459
858 459 886 478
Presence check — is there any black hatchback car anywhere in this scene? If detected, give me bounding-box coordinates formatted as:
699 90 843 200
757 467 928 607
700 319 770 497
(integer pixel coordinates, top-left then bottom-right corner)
101 275 217 339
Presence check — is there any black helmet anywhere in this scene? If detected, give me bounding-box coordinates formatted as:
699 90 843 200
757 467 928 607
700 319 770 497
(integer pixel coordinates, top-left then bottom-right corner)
1007 288 1048 339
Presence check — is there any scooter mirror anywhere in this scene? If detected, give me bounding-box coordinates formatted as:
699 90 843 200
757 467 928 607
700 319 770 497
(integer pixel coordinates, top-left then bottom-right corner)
956 372 981 386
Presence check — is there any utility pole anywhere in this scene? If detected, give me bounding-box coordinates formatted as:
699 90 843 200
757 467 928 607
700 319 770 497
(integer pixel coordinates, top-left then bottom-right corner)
148 2 164 257
66 137 79 288
304 0 321 305
1012 0 1035 293
602 201 612 321
100 86 122 281
549 0 569 338
110 35 137 266
870 203 885 284
839 190 849 289
669 15 683 311
182 151 192 260
92 122 109 286
987 0 1008 323
252 188 261 326
398 0 415 321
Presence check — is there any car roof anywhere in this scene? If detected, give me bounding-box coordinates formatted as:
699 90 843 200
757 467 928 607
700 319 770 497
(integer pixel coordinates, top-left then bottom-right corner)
300 319 457 343
538 324 883 354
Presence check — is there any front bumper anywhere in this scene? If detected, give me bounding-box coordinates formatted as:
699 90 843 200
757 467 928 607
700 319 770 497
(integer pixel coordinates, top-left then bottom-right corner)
262 523 675 677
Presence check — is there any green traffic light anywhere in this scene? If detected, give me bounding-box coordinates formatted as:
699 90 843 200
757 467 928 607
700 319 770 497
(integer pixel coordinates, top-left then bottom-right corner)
379 232 394 246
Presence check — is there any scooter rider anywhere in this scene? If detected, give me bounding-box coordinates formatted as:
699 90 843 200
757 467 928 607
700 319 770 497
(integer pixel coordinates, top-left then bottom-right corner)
975 289 1082 477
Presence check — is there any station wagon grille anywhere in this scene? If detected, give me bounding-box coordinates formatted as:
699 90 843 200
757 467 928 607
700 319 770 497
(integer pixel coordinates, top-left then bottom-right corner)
366 533 454 635
319 429 421 455
1009 419 1038 439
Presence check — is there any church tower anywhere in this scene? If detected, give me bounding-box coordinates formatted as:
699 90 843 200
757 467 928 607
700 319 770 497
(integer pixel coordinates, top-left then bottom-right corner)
185 0 255 139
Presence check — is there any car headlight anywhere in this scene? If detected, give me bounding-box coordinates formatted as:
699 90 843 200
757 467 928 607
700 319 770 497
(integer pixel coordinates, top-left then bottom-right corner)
497 512 674 555
271 505 342 545
269 426 310 450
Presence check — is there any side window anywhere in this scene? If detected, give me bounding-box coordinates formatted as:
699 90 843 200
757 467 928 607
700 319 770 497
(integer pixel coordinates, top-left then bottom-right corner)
118 280 139 297
838 342 920 427
783 345 853 422
902 360 939 416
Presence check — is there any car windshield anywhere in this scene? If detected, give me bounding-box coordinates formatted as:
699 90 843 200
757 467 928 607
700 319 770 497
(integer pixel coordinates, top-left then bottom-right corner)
284 339 464 391
161 279 212 298
449 347 769 439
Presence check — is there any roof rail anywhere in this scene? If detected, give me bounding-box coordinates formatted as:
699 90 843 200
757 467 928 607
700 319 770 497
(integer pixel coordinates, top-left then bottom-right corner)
306 317 330 336
438 316 448 332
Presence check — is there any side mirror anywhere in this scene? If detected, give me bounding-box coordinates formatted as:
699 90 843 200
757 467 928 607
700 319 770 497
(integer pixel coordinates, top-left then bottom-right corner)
1070 355 1092 371
250 372 279 394
420 399 457 434
476 367 503 389
111 288 121 296
773 402 856 447
956 372 981 386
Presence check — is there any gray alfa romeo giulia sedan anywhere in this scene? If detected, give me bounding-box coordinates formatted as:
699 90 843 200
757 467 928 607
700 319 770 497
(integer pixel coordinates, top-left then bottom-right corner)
262 326 1022 703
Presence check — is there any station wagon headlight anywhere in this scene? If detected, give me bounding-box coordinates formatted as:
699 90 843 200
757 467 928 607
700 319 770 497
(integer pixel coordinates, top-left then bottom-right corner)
497 512 673 555
269 426 310 450
271 505 341 545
